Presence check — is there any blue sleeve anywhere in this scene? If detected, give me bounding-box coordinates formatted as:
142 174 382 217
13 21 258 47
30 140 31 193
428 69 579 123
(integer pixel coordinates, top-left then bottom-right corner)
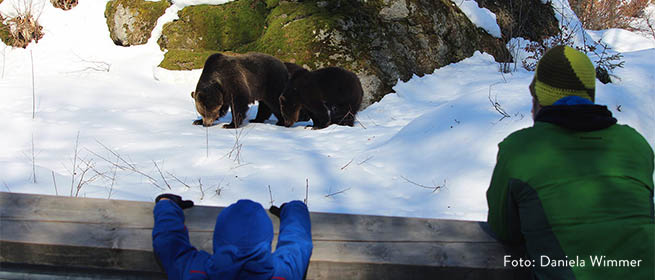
272 201 313 280
152 200 211 280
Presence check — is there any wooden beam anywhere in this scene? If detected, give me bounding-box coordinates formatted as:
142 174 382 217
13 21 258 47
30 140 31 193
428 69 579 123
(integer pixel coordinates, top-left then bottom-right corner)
0 192 527 279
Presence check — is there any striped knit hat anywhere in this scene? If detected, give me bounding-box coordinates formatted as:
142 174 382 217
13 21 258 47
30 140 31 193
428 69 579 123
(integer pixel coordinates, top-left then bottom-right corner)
530 45 596 106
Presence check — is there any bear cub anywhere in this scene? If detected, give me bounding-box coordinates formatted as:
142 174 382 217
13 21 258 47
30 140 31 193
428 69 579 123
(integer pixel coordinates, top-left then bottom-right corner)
192 52 288 128
279 67 363 129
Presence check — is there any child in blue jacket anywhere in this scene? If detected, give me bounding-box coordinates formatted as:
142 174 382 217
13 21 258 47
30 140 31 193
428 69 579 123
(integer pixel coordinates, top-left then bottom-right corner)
152 194 312 280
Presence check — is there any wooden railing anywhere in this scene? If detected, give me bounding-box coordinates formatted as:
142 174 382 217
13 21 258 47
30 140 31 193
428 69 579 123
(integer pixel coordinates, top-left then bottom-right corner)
0 192 528 279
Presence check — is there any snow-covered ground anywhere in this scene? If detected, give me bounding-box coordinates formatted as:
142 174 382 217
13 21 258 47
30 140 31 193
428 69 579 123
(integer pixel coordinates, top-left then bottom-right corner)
0 0 653 220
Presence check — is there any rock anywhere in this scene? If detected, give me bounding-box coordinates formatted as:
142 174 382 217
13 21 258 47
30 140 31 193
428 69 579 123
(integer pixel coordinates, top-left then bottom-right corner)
475 0 558 41
154 0 555 108
379 0 410 21
158 1 267 52
105 0 170 46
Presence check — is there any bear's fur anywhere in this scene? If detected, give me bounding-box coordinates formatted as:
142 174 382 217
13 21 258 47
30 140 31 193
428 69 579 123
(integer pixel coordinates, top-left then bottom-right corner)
279 67 363 129
192 52 288 128
283 62 310 122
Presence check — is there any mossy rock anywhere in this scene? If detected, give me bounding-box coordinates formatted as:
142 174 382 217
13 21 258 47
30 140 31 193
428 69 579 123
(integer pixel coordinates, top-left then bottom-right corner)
0 15 11 46
158 1 267 51
158 0 514 106
159 49 217 70
105 0 170 46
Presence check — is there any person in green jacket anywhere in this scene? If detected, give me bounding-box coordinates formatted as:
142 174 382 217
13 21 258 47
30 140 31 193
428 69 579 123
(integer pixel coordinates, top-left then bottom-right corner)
486 45 654 279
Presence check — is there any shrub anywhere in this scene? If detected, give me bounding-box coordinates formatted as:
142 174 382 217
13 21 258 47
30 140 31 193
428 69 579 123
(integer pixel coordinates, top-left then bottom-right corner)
50 0 77 11
568 0 652 30
1 0 45 48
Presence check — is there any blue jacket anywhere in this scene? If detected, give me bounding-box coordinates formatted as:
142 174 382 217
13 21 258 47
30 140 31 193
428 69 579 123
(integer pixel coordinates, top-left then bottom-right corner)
152 199 313 280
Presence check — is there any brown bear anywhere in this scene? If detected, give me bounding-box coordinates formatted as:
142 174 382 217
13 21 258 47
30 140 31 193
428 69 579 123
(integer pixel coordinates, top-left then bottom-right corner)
191 52 288 128
279 67 363 129
283 62 310 122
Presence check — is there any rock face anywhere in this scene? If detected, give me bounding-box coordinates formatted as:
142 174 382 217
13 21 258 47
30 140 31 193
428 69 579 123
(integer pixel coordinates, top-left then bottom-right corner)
476 0 559 41
105 0 170 46
108 0 557 107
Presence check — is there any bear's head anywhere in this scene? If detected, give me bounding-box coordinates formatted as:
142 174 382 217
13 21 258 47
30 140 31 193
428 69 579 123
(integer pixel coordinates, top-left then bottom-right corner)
279 69 309 127
192 82 224 127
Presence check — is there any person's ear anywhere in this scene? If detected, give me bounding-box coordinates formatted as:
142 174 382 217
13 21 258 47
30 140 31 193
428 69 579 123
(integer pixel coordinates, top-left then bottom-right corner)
191 91 197 98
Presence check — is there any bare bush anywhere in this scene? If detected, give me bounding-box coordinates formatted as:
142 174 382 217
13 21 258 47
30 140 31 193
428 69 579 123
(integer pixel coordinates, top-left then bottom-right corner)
521 11 625 84
50 0 77 10
4 0 45 48
569 0 652 31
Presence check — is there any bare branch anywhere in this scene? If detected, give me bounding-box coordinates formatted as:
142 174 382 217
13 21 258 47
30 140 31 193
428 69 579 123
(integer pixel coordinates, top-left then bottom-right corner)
198 178 205 201
153 161 171 190
340 159 354 170
167 171 192 189
74 157 102 197
488 83 511 122
212 177 225 198
88 141 164 190
400 175 444 193
107 155 119 199
304 178 309 205
358 155 374 165
51 171 57 195
325 187 351 198
70 131 80 196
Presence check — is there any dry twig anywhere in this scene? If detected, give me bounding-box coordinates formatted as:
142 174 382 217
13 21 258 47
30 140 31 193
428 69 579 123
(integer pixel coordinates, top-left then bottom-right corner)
51 171 57 195
198 178 205 201
400 175 445 193
340 159 354 170
358 155 374 165
304 178 309 205
69 131 80 196
325 187 351 198
488 83 510 122
153 161 171 190
87 140 164 190
167 172 192 189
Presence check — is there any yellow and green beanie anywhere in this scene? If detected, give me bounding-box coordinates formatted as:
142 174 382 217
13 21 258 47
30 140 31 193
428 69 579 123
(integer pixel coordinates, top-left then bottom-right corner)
530 45 596 106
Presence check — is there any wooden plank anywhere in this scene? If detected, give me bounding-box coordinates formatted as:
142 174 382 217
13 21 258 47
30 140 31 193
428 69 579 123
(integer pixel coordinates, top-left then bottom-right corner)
0 192 526 279
1 192 497 242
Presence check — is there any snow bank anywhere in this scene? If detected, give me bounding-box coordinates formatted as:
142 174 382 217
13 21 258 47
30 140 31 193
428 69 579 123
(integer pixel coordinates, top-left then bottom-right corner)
452 0 502 38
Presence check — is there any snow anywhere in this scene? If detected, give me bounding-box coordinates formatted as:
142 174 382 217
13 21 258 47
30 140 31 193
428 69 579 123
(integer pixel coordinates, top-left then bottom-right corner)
0 0 653 221
587 29 655 52
452 0 502 38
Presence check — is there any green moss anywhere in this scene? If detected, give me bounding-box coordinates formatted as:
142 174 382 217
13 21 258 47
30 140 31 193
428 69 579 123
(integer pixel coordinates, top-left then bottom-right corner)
159 49 218 70
158 0 373 70
0 15 12 46
265 0 279 9
240 1 331 67
105 0 170 45
159 0 267 51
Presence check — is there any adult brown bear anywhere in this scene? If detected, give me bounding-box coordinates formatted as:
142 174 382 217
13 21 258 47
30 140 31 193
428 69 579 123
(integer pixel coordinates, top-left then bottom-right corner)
283 62 310 122
279 67 363 129
191 53 288 128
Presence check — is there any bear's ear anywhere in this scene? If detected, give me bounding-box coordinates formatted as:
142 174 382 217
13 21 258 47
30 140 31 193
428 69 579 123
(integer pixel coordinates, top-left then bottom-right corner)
191 91 197 98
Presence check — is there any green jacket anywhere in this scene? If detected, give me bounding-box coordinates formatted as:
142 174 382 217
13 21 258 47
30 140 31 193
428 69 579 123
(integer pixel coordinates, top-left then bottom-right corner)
487 105 654 279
